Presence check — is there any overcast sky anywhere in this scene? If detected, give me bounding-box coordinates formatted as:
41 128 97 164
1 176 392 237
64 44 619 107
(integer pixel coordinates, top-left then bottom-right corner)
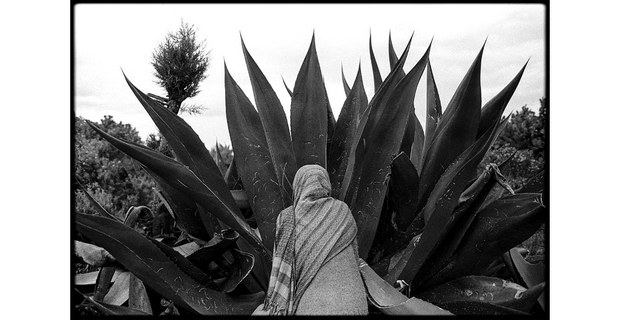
74 3 545 148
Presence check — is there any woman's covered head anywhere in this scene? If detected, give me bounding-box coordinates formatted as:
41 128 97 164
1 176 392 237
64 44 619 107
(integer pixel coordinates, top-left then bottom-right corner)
292 164 331 205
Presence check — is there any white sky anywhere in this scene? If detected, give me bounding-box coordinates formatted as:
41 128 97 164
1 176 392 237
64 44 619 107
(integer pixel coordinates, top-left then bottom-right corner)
74 3 545 149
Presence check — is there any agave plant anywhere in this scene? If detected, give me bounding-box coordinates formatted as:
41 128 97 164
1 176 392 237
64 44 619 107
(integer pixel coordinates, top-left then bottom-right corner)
74 32 546 315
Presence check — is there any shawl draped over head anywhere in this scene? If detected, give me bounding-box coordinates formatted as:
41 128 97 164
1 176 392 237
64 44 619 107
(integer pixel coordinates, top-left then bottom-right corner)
261 164 359 315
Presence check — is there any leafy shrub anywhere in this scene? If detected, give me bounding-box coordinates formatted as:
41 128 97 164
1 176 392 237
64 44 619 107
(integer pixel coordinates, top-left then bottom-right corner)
74 116 159 218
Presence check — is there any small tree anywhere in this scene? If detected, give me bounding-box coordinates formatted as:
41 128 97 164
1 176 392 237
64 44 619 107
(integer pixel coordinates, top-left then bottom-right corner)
151 21 210 114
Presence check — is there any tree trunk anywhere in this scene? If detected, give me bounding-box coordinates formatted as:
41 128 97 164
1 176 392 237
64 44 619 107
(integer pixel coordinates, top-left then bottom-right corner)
168 100 181 114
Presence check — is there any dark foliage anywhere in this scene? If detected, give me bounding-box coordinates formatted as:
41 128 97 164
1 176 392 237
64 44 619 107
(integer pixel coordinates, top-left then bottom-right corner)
151 21 210 114
74 116 159 218
480 97 546 190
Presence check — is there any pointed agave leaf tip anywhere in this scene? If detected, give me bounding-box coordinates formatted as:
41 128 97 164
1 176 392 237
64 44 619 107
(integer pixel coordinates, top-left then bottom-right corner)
239 33 248 52
404 31 415 53
396 33 414 64
423 39 434 56
223 61 229 75
471 40 486 67
517 59 529 76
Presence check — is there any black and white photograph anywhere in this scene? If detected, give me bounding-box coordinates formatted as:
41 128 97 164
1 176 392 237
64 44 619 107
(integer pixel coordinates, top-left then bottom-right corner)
69 2 549 316
9 1 620 318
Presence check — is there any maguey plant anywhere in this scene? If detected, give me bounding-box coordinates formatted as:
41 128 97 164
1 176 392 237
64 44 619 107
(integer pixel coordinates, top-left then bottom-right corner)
74 32 546 315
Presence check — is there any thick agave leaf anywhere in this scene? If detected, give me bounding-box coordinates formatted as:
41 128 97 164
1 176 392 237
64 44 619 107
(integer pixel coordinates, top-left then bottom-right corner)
399 111 415 158
327 102 337 145
122 76 234 234
340 34 416 200
214 143 228 176
411 164 507 287
417 276 544 313
75 240 117 267
281 76 293 97
224 65 283 253
509 248 545 289
231 190 250 209
81 294 151 316
409 113 425 172
240 38 297 204
482 255 508 277
75 269 121 286
387 32 407 83
175 230 260 294
387 32 403 75
147 170 214 239
77 185 121 222
149 238 219 289
87 123 271 282
341 63 351 96
388 152 420 230
477 61 528 138
154 188 175 218
327 65 368 198
93 266 117 301
423 193 545 289
103 270 130 305
224 158 242 189
76 214 264 314
369 34 383 93
359 260 452 315
418 43 485 212
380 233 422 284
218 249 255 293
123 75 231 203
178 230 239 261
290 34 332 168
387 33 418 157
128 274 152 314
394 116 509 285
173 234 249 293
507 248 546 310
479 154 518 211
123 205 153 228
423 59 442 155
345 39 430 259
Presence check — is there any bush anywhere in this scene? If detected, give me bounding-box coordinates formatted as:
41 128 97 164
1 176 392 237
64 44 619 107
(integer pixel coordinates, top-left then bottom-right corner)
74 116 159 219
